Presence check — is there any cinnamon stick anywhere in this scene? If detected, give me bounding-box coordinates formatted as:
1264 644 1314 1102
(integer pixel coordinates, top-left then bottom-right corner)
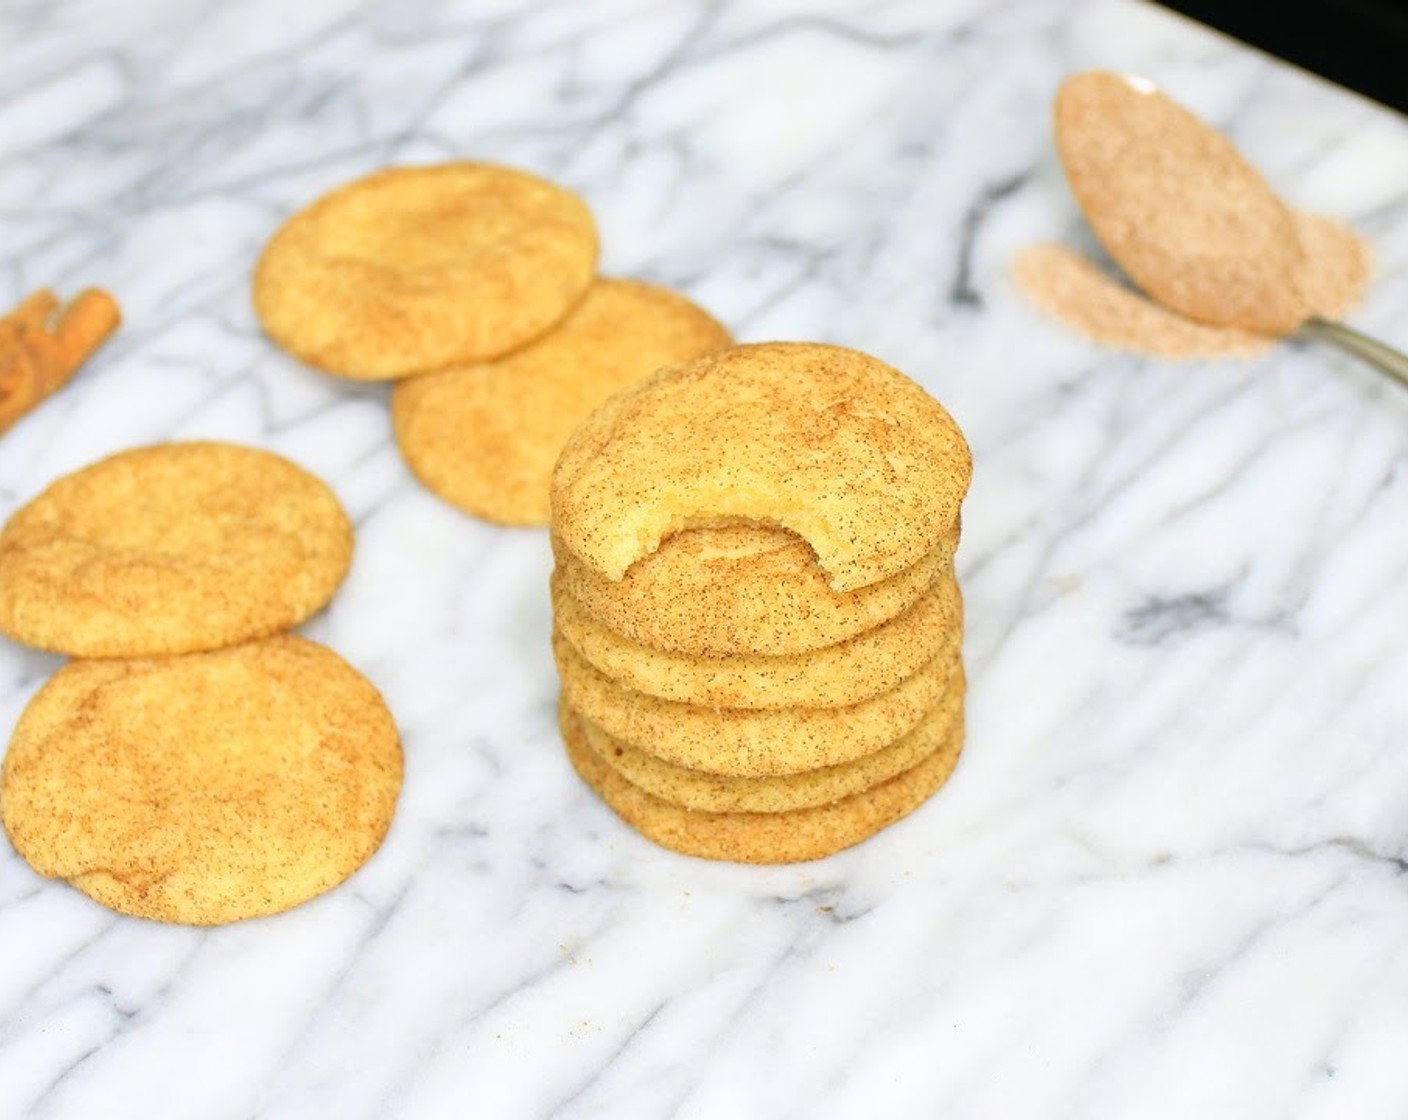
0 287 120 435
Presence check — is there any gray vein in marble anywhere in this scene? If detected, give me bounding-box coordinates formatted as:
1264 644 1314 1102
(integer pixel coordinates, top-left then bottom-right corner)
950 170 1031 308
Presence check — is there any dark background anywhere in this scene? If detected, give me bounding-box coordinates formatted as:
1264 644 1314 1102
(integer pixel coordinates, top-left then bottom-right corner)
1157 0 1408 115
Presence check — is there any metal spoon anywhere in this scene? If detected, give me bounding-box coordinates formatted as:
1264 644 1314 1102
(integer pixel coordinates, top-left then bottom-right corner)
1296 317 1408 392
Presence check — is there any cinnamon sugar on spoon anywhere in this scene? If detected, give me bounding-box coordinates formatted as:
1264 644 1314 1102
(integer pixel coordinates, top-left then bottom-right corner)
1015 71 1372 358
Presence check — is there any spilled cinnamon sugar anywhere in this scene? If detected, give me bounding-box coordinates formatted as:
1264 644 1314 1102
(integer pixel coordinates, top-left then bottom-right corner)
1015 212 1371 359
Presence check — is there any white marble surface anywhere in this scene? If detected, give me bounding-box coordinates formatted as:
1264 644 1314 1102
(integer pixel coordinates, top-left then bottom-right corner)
2 0 1408 1116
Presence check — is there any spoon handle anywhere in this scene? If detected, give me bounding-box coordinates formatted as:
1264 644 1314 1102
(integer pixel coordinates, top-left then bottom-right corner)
1298 316 1408 392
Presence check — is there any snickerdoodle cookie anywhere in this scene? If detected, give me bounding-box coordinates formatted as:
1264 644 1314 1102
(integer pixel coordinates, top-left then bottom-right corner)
392 278 728 525
554 631 963 776
550 342 971 592
254 162 598 379
0 441 353 658
552 521 957 656
1 635 402 925
581 677 964 813
552 570 961 709
561 701 963 864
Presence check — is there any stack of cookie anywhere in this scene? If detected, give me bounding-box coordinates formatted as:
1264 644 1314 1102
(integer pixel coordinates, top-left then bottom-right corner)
0 442 402 925
549 342 973 863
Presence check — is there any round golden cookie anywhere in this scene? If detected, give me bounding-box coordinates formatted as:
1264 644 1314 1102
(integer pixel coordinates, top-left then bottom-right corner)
550 341 972 592
561 702 963 864
0 442 354 658
553 519 958 656
0 635 402 925
392 278 730 526
553 628 963 776
254 162 599 379
553 569 962 709
581 677 964 812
